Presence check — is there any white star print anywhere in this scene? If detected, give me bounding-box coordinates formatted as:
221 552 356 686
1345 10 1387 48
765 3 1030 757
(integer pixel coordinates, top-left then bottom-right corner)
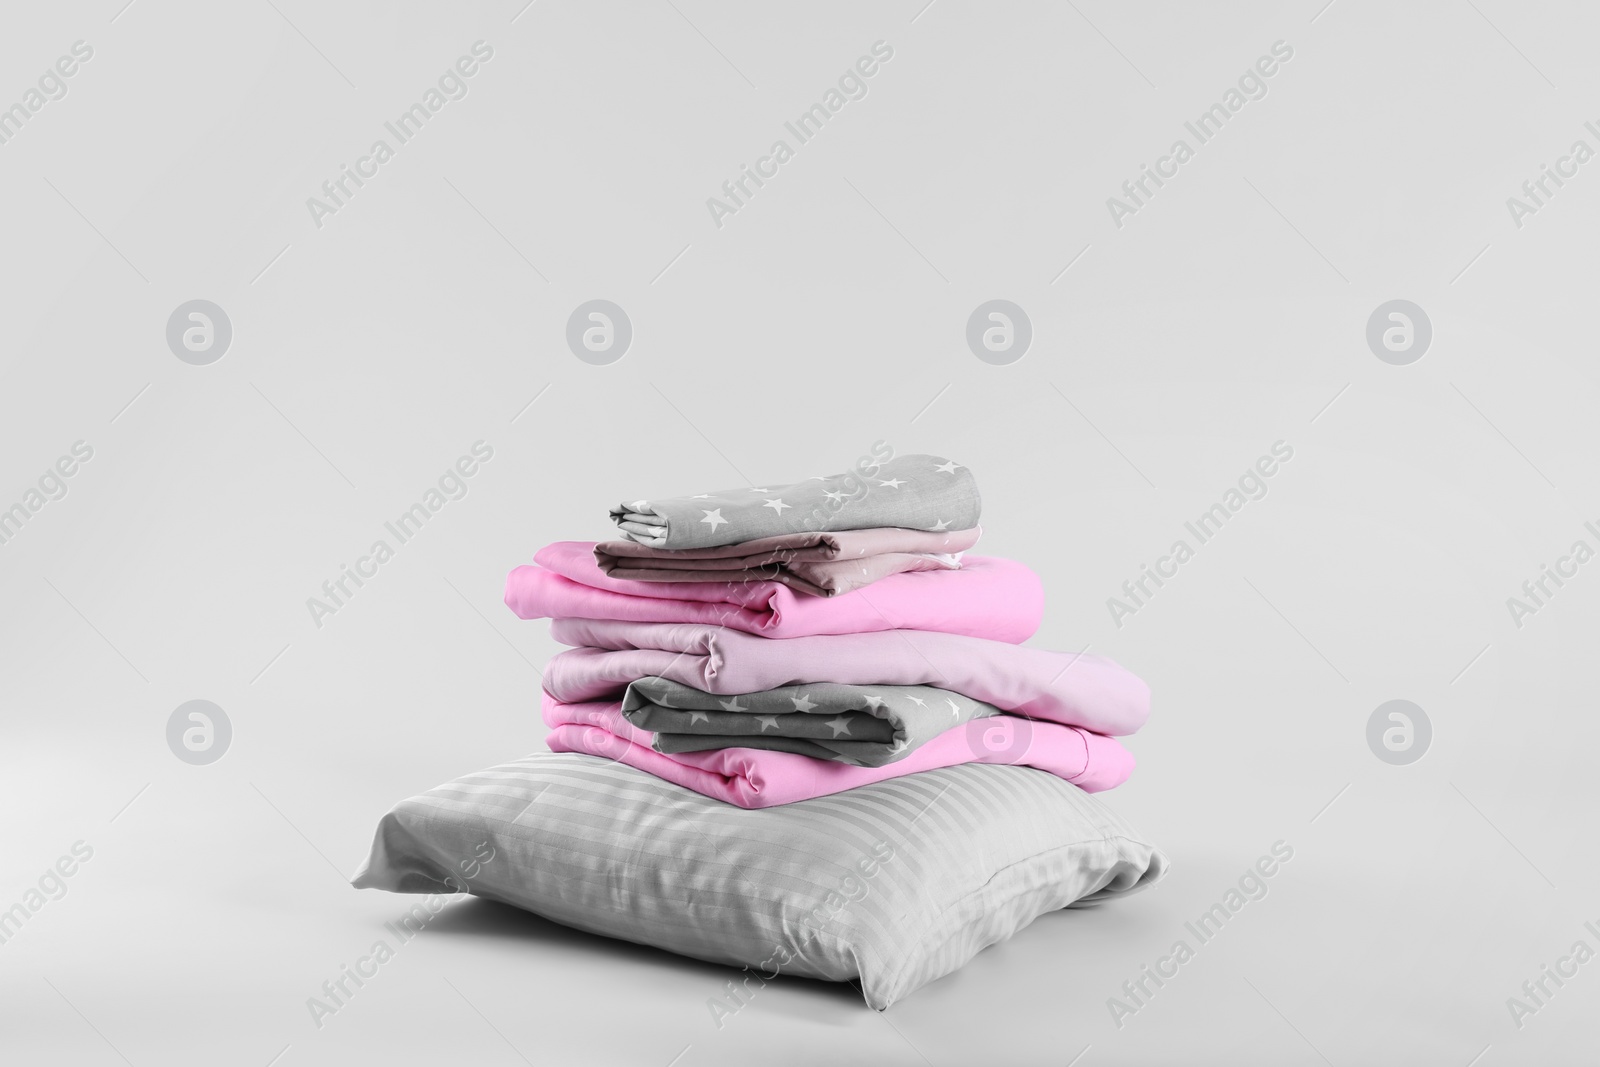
824 715 853 737
888 737 909 755
747 487 770 493
688 711 710 725
823 489 845 502
877 478 906 489
718 697 747 712
861 694 886 710
908 696 927 708
762 498 791 514
934 460 963 474
931 519 951 531
692 494 711 499
945 698 961 720
700 509 728 531
755 715 780 731
790 693 818 712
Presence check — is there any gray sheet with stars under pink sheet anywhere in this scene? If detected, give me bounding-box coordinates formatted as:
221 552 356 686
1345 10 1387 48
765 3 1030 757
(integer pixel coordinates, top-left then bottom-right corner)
608 453 981 549
620 677 1003 766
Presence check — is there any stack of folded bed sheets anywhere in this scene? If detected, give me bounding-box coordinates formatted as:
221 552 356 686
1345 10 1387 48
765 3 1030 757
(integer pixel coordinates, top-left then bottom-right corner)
354 453 1168 1009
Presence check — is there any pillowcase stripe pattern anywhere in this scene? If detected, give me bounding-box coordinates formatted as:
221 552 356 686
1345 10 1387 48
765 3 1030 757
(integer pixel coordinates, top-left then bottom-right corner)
353 753 1167 1009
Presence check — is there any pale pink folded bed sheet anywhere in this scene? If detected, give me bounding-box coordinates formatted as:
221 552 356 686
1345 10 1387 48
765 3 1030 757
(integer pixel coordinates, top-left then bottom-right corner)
505 543 1043 642
542 693 1136 807
544 618 1150 737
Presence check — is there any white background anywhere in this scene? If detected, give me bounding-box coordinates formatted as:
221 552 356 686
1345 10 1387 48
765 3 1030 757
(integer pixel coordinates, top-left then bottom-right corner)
2 1 1597 1064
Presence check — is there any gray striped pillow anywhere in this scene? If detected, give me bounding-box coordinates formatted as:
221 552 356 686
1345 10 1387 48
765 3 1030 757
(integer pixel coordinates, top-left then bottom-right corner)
352 753 1167 1009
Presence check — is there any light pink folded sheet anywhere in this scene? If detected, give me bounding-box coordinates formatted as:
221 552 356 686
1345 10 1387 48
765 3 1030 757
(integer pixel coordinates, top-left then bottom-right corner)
544 619 1150 737
543 693 1136 807
506 543 1043 642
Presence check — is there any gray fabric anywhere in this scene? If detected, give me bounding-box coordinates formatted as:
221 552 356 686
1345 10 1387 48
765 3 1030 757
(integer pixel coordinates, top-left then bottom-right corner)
623 677 1001 766
595 526 982 597
609 453 981 549
602 551 962 599
351 753 1168 1010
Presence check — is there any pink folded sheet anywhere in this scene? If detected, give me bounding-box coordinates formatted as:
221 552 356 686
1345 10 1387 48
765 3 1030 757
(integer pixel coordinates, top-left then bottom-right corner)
543 693 1136 807
506 543 1043 642
544 618 1150 737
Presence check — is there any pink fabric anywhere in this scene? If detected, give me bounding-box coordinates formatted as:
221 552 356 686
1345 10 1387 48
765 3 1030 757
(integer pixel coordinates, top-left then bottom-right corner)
544 619 1150 737
543 693 1135 807
506 543 1043 641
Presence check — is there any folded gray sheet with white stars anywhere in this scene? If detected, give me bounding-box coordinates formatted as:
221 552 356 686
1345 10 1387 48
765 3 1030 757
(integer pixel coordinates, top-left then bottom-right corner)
608 453 981 549
621 677 1002 766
